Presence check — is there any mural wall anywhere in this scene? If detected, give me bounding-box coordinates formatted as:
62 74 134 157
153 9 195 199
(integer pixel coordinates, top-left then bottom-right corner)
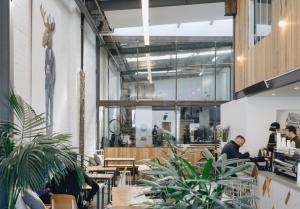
12 0 99 156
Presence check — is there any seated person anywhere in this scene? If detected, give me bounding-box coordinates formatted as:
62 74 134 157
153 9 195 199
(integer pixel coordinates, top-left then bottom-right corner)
40 169 99 209
221 135 250 160
286 125 300 148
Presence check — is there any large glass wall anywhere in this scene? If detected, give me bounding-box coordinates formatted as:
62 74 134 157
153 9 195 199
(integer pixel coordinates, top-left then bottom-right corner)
101 105 220 148
100 40 232 147
106 41 232 101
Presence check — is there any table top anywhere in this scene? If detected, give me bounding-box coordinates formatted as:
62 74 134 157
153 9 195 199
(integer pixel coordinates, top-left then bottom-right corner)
88 173 114 179
112 186 151 207
83 183 105 190
111 207 144 209
105 158 136 161
87 166 117 172
137 165 151 172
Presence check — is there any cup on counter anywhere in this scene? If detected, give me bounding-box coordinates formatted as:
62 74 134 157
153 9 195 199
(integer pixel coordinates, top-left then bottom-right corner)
287 140 291 148
282 137 287 148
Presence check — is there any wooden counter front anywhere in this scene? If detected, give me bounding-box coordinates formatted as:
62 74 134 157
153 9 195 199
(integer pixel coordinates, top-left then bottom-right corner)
104 144 218 164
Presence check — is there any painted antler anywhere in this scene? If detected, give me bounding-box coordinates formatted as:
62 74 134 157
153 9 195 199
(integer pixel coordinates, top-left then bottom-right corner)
40 5 47 26
40 4 55 31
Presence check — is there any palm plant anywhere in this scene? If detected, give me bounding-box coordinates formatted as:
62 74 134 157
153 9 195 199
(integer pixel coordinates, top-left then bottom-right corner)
139 142 257 209
0 92 84 209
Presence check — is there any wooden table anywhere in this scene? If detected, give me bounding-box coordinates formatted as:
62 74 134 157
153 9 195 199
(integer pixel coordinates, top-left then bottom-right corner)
112 186 150 207
87 166 117 186
111 207 144 209
88 173 114 204
104 158 136 184
87 166 117 172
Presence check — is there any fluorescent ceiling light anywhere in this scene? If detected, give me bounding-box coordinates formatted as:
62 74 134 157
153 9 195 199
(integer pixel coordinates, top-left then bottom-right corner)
141 0 150 45
126 49 231 62
136 69 181 75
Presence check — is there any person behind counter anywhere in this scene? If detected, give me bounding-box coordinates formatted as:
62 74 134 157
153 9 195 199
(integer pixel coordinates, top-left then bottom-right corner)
267 122 280 152
221 135 250 160
286 125 300 148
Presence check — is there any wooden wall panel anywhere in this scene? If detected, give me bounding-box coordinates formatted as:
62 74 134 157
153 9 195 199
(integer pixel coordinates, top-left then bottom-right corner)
235 0 300 92
104 146 217 164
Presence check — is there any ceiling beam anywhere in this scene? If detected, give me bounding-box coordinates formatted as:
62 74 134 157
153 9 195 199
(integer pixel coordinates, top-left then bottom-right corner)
100 0 225 11
112 42 232 55
98 100 227 107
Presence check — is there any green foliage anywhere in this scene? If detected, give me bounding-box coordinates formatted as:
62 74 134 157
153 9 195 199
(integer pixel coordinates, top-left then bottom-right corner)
0 92 84 209
139 143 256 209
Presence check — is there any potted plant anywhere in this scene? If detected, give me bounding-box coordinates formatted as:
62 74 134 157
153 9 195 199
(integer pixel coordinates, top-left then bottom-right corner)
0 92 84 209
139 141 256 209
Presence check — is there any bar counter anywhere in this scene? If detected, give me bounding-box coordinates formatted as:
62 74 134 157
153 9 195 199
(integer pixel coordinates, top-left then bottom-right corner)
256 171 300 209
104 143 219 164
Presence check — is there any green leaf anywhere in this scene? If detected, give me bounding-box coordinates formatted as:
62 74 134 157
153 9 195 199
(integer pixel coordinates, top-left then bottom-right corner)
201 158 213 179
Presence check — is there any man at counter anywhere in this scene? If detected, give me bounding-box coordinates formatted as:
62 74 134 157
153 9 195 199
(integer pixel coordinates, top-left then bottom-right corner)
286 126 300 148
221 135 250 160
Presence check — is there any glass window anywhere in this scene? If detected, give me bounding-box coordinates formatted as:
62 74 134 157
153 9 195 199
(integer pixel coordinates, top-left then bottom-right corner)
249 0 272 46
177 106 220 145
103 107 136 147
103 106 177 147
108 57 121 100
216 45 232 101
177 47 216 101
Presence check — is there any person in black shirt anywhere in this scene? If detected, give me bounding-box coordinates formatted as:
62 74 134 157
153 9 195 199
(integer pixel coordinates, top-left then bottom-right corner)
221 135 250 160
40 169 99 209
267 122 280 152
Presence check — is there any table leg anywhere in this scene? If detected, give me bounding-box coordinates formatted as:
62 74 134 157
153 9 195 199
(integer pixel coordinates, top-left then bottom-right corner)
113 171 116 187
107 179 111 204
96 188 100 209
101 186 104 209
133 161 136 184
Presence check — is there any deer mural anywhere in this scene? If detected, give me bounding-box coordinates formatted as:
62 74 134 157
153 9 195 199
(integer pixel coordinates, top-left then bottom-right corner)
40 5 56 135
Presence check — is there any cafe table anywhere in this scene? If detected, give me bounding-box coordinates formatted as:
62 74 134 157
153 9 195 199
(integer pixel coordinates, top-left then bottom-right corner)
104 158 136 183
112 186 151 208
87 173 114 204
87 166 117 186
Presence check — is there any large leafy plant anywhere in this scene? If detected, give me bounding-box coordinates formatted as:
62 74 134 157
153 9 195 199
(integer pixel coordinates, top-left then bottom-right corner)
139 143 256 209
0 93 84 209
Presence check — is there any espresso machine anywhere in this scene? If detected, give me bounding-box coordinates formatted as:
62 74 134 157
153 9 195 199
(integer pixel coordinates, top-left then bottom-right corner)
273 149 300 179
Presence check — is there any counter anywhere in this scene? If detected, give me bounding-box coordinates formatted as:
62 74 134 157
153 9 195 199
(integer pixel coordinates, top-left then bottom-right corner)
104 144 219 164
256 171 300 209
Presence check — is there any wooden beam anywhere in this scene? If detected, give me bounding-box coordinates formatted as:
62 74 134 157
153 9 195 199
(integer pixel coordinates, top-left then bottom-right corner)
98 100 227 107
225 0 237 16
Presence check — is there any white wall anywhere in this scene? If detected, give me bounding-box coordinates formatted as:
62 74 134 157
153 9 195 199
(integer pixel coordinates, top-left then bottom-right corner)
152 110 176 137
99 47 109 141
83 22 97 156
221 96 300 155
12 0 32 104
12 0 101 156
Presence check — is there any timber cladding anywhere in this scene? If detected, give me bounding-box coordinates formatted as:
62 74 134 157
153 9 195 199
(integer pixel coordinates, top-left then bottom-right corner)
235 0 300 92
104 146 216 164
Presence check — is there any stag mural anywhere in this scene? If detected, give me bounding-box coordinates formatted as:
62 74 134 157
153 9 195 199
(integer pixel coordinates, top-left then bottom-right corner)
40 5 56 135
